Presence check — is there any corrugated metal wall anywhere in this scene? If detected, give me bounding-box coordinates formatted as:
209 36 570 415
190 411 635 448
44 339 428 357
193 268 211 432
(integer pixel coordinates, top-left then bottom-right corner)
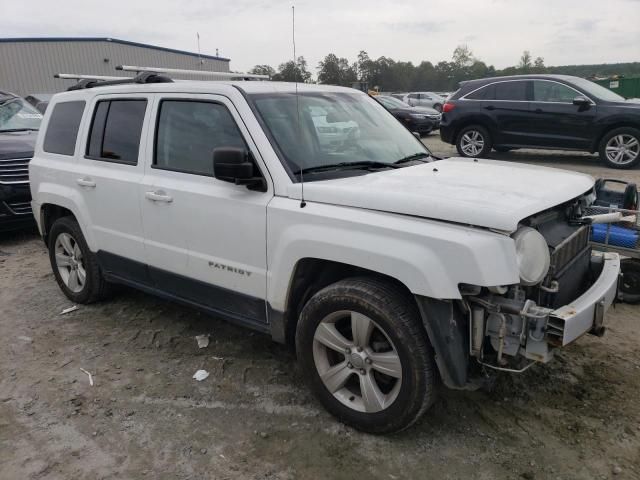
0 39 231 95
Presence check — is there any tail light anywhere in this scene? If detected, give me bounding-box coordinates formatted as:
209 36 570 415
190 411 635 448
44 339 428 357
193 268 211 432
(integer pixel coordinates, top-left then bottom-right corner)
442 102 455 113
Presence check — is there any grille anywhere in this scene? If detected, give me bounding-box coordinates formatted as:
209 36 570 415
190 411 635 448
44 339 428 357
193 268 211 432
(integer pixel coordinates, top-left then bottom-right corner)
549 225 590 276
6 201 32 215
0 157 30 184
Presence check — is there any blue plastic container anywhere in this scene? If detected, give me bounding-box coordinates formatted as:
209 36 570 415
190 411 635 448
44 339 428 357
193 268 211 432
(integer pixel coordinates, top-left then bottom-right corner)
591 223 639 248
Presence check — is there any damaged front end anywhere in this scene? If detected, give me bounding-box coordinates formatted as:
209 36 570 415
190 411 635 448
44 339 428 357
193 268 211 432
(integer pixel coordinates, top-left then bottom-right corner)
418 192 621 389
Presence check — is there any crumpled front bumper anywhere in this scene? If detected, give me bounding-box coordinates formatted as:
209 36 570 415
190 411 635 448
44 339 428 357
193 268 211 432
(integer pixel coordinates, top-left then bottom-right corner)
547 251 620 346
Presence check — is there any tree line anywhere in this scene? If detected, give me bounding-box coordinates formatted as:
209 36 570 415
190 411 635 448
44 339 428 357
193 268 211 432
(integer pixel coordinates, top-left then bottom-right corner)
248 45 640 92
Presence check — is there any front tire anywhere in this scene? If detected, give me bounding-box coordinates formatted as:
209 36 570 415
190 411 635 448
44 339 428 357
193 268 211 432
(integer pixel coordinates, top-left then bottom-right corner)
296 277 435 434
599 127 640 169
48 216 111 304
456 125 492 158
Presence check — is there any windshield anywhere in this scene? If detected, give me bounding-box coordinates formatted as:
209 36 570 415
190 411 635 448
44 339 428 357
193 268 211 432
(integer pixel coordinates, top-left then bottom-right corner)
0 97 43 131
377 96 411 109
250 91 429 181
570 78 626 102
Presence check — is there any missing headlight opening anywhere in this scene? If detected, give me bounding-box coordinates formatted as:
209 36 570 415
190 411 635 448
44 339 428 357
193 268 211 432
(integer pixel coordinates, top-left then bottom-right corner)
463 196 612 372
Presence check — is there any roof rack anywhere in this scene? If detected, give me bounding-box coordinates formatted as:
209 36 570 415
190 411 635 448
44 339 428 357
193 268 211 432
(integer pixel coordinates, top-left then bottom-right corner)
55 65 269 91
56 71 173 91
116 65 269 80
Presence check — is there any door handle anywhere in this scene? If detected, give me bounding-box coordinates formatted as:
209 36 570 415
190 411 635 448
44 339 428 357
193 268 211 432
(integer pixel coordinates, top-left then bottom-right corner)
534 108 543 114
145 190 173 203
76 177 96 188
485 105 495 111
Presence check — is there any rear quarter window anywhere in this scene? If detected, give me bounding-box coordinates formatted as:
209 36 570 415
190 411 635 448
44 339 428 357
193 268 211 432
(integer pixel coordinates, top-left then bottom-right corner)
464 85 491 100
43 101 86 155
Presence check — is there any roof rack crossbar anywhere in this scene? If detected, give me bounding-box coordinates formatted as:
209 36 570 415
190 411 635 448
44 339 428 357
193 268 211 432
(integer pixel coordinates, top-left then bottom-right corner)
116 65 269 80
56 72 174 91
55 73 129 81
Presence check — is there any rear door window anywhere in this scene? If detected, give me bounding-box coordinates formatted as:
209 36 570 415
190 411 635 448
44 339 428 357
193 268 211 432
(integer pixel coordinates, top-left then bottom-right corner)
494 81 528 101
86 99 147 165
43 101 86 155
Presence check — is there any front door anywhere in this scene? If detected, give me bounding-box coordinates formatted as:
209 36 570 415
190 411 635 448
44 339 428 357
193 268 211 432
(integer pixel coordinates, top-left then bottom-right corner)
139 94 272 326
526 80 598 149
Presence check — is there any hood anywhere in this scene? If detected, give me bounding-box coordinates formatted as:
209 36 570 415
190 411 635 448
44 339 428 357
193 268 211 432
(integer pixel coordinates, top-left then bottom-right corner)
0 130 37 159
288 158 594 232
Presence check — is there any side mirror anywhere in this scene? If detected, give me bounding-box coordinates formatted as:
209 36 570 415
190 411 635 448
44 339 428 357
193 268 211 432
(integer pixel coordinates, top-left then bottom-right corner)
213 147 266 191
572 96 591 107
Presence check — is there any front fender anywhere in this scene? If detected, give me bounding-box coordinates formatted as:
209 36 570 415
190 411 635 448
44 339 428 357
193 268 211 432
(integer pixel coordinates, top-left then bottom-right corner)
266 197 519 311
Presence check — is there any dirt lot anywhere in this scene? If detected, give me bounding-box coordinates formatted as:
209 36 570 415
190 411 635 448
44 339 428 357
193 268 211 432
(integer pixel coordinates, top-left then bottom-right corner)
1 143 640 479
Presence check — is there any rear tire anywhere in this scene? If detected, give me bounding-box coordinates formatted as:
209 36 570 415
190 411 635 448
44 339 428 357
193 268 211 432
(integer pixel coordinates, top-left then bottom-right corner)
48 216 111 304
456 125 492 158
296 277 435 434
599 127 640 169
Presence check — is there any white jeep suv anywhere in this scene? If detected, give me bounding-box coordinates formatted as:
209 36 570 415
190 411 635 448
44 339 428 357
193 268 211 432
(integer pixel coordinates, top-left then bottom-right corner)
30 75 620 433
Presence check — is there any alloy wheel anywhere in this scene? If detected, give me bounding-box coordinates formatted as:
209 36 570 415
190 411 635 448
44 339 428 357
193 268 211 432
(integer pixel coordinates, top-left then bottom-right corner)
312 310 402 413
54 232 86 293
460 130 485 156
605 134 639 166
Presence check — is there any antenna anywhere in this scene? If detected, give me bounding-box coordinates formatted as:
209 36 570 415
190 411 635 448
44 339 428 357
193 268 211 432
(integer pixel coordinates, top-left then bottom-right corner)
196 32 203 66
293 5 306 208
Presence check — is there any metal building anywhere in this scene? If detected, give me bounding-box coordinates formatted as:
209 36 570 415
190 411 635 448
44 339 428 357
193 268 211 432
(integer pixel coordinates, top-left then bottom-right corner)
0 37 231 96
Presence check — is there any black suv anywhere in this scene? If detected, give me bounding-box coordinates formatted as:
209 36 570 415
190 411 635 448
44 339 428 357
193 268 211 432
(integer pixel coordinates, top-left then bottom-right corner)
440 74 640 169
0 91 42 231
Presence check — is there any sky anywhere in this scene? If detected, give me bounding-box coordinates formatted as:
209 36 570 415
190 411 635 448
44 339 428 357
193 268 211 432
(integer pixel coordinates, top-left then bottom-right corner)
2 0 639 75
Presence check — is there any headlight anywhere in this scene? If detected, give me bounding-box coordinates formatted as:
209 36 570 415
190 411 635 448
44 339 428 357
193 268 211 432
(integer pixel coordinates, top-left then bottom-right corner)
409 113 426 119
512 227 550 285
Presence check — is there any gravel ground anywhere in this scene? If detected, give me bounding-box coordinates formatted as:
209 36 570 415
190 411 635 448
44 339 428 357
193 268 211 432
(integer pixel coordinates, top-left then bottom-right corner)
1 143 640 480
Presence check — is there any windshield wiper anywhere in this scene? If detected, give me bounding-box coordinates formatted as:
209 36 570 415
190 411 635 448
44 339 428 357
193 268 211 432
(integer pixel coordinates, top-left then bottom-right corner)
0 128 39 133
294 161 400 175
393 152 432 164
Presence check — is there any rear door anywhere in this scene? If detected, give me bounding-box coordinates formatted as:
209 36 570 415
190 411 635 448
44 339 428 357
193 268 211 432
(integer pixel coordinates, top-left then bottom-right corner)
77 94 151 280
526 80 598 149
483 80 531 145
139 94 272 326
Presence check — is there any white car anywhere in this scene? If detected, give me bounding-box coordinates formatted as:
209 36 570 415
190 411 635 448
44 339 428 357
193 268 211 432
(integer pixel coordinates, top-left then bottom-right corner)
402 91 446 111
30 76 620 434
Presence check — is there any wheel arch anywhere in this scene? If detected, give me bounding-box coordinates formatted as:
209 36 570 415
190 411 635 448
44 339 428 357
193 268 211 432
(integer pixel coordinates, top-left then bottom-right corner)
451 116 496 145
592 122 640 153
271 258 471 389
273 258 415 346
39 201 93 249
34 182 96 250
